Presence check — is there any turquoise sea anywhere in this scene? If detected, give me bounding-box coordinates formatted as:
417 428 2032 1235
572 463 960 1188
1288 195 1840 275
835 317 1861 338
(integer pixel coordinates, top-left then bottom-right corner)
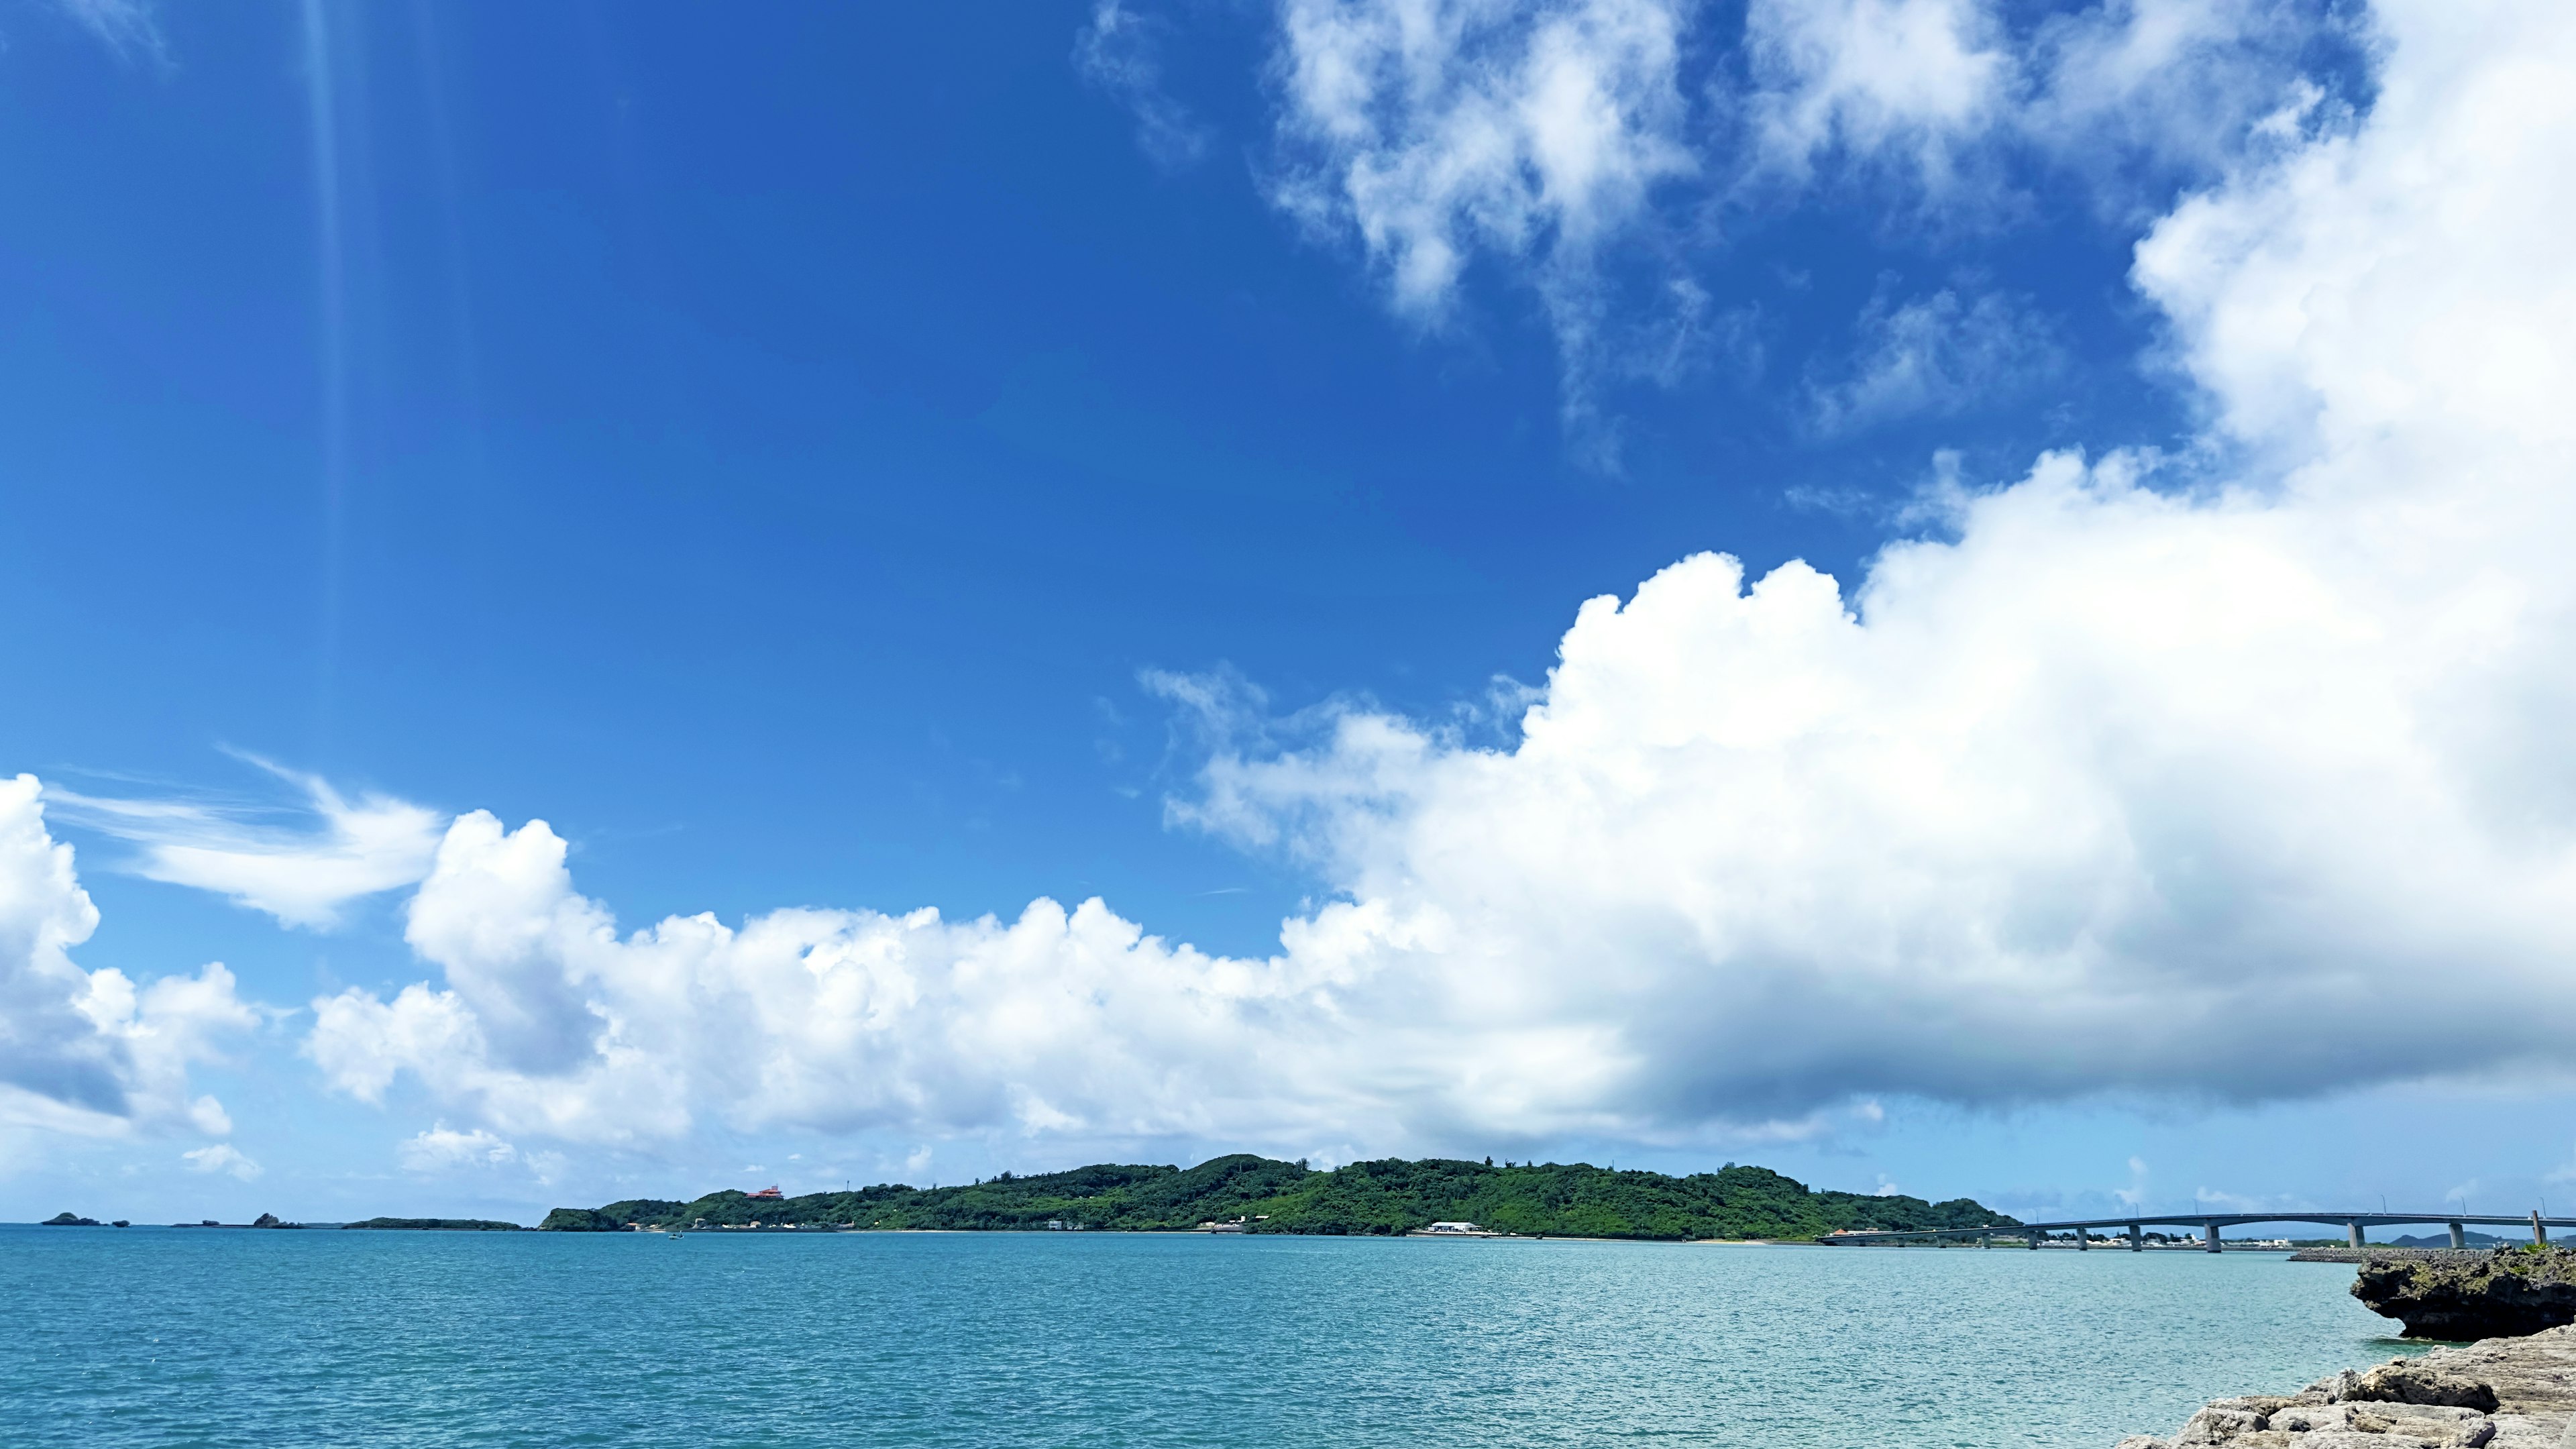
4 1227 2416 1448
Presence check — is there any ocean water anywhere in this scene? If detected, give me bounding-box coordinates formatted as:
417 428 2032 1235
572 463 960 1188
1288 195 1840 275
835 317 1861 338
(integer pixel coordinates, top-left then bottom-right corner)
3 1227 2419 1448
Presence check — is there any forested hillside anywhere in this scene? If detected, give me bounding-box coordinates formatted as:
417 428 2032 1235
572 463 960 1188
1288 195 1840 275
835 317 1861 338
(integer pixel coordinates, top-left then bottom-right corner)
540 1155 2013 1240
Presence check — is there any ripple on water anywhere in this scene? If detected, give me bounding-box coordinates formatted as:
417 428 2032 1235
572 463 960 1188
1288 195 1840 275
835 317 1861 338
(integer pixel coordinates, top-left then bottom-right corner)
0 1227 2402 1448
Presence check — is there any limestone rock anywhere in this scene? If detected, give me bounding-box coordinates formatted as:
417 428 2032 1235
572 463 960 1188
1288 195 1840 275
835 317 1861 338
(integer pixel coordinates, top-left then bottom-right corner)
2354 1248 2576 1341
2114 1324 2576 1448
2352 1362 2503 1412
2176 1405 2268 1443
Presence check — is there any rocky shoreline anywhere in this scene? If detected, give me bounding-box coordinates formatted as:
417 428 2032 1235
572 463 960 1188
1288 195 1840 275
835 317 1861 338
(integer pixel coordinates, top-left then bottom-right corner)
2354 1251 2576 1342
2112 1326 2576 1448
2294 1249 2498 1265
2112 1250 2576 1446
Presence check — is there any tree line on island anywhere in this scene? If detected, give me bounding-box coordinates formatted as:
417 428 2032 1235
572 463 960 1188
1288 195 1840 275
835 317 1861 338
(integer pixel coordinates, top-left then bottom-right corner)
539 1155 2017 1240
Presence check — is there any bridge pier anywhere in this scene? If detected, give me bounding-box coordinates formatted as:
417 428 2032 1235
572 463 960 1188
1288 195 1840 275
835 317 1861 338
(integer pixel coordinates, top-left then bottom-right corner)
2027 1229 2041 1250
2450 1222 2465 1250
1980 1232 1990 1249
2538 1212 2551 1246
2349 1222 2365 1249
2129 1223 2143 1251
2205 1222 2222 1253
2076 1226 2088 1250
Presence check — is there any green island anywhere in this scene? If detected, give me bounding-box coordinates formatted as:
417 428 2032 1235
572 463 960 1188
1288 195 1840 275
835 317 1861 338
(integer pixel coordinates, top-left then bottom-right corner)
539 1155 2016 1240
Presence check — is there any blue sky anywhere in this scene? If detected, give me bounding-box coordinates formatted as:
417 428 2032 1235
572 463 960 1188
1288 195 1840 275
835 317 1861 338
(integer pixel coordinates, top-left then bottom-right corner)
5 0 2575 1227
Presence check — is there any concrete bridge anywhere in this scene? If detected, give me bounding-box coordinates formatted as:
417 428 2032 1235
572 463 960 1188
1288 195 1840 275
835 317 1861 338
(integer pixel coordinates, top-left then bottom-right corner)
1825 1210 2576 1252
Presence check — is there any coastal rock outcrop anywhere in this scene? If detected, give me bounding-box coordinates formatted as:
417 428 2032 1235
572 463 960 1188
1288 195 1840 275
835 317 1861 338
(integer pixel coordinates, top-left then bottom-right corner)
2355 1248 2576 1340
2112 1324 2576 1448
40 1212 99 1226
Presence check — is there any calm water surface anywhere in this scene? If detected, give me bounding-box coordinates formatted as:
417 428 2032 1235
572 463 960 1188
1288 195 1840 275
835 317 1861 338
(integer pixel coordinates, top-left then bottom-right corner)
2 1226 2417 1448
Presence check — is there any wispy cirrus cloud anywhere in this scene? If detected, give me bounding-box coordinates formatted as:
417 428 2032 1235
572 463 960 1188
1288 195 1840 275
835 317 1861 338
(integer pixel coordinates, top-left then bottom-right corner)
1077 0 1214 170
54 0 168 65
46 755 445 930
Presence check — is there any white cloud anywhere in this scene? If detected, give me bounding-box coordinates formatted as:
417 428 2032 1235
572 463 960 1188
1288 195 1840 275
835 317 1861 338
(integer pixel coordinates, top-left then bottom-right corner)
309 810 1368 1150
2113 1157 2150 1205
0 775 255 1136
56 0 167 65
1739 0 2339 202
2024 0 2328 189
1077 1 1212 170
1269 0 1697 441
1808 284 2064 431
48 758 445 929
1261 0 2339 447
1743 0 2010 189
397 1124 518 1173
302 0 2576 1156
1169 0 2576 1128
182 1143 262 1181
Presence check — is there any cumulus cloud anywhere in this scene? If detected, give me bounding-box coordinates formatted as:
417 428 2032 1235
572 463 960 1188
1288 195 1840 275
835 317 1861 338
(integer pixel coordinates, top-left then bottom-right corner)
1077 1 1213 170
300 0 2576 1156
1178 0 2576 1125
1807 283 2065 431
309 810 1366 1149
0 775 255 1136
182 1143 262 1180
49 758 444 929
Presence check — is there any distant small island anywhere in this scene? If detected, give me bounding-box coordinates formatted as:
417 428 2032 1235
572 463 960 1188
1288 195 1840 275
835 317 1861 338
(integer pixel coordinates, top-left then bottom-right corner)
539 1155 2017 1239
